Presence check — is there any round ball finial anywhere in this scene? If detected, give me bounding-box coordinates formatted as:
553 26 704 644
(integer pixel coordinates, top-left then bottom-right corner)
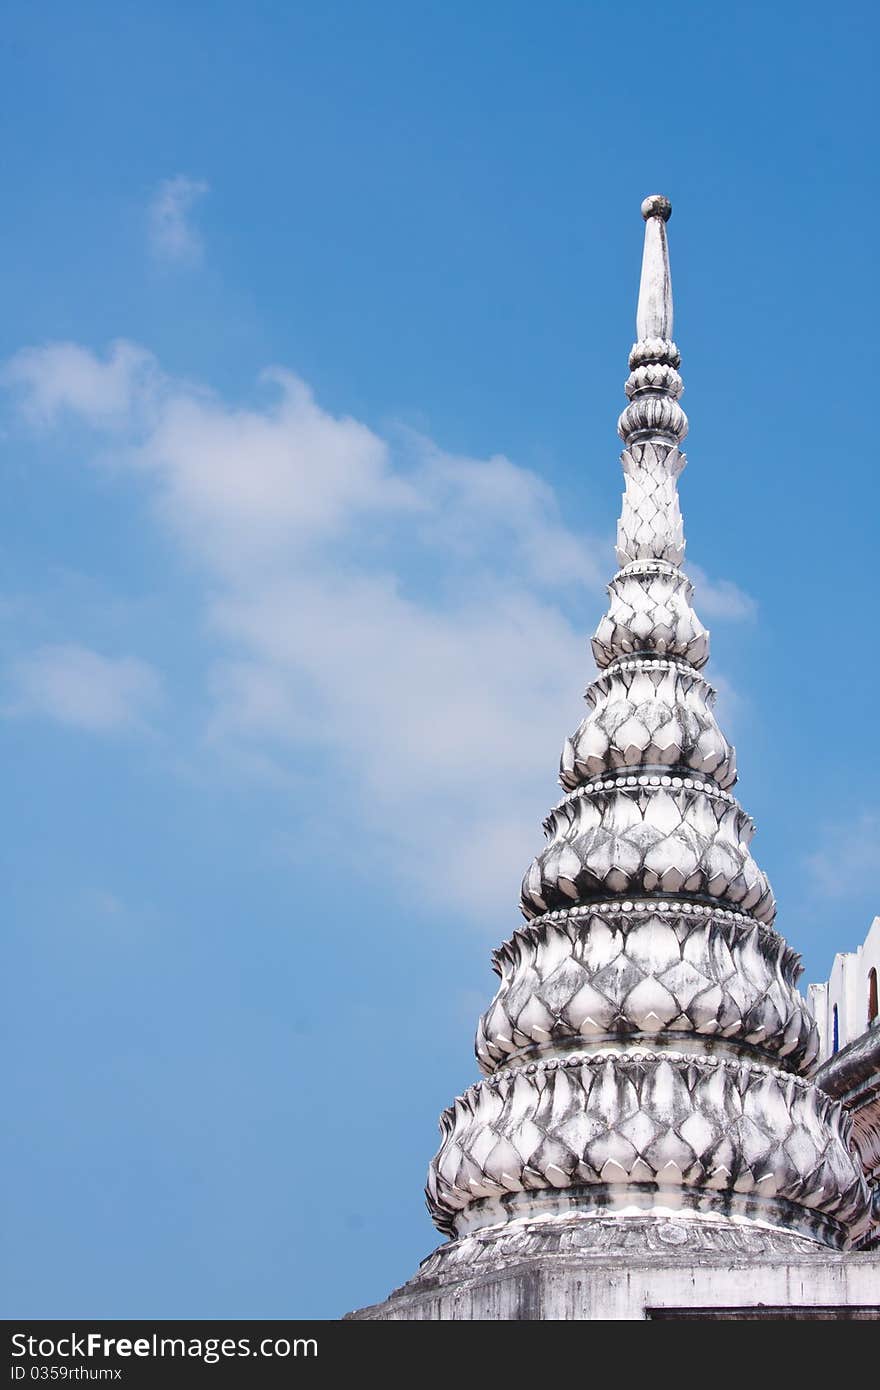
641 194 672 222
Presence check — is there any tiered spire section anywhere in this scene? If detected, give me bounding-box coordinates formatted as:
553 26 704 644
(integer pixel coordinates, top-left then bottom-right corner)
425 198 869 1251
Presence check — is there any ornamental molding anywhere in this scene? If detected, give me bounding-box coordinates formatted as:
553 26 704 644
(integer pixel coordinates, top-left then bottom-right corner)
477 910 817 1074
504 900 785 948
413 1214 838 1283
628 338 680 369
428 1051 868 1241
560 660 736 791
522 783 775 925
625 364 683 399
618 396 688 444
592 568 709 669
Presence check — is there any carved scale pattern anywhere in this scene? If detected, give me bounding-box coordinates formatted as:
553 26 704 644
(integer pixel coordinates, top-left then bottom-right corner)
425 197 870 1249
428 1053 865 1242
523 783 775 924
476 909 818 1074
560 658 736 792
411 1215 840 1288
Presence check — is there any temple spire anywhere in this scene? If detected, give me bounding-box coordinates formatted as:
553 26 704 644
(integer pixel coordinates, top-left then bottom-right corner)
636 195 674 341
422 195 869 1258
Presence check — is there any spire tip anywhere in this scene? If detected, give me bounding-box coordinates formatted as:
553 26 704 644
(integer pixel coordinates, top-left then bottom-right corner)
641 194 672 222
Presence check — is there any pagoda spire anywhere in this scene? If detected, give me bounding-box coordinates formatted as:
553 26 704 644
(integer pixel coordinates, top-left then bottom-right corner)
425 198 870 1253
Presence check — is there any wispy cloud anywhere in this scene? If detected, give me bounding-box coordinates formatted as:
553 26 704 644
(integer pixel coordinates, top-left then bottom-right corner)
703 669 745 739
688 563 757 621
5 644 162 733
0 340 157 429
806 812 880 897
148 175 209 266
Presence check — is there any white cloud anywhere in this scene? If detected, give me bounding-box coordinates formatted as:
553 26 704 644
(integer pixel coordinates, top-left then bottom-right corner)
0 339 751 917
0 340 157 429
688 563 757 621
148 175 209 266
703 669 745 739
6 644 162 732
138 370 418 573
409 434 607 590
806 813 880 897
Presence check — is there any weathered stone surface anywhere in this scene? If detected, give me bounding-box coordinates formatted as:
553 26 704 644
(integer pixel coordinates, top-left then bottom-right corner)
560 657 735 791
348 1214 880 1319
427 1052 865 1244
816 1026 880 1246
593 564 708 669
522 783 775 924
477 910 818 1074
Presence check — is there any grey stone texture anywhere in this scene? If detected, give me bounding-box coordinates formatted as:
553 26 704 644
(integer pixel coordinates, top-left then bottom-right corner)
349 1216 880 1319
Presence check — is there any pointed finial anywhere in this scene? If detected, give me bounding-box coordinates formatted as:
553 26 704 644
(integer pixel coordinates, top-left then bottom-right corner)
619 195 686 448
636 194 673 341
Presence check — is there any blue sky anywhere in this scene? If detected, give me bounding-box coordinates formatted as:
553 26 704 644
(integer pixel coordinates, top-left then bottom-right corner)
2 1 878 1319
